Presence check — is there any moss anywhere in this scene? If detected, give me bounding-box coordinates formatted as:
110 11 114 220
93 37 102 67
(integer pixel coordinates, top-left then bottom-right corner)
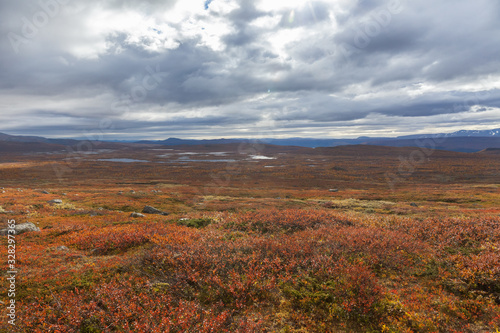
177 218 214 228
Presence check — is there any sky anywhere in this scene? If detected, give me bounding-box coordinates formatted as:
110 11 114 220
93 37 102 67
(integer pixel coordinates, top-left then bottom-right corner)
1 0 500 140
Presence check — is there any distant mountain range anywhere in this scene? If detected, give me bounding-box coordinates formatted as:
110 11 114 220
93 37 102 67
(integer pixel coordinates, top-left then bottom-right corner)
395 128 500 139
1 128 500 153
0 132 80 146
136 128 500 152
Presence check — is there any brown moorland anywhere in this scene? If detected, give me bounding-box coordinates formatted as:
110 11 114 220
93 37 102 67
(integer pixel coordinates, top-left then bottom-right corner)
1 142 499 332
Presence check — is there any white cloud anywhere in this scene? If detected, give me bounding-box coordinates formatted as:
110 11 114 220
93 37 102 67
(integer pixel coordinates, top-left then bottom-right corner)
1 0 500 139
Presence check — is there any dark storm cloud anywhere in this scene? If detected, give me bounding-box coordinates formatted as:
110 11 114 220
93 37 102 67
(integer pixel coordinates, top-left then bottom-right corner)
222 0 268 47
1 0 500 138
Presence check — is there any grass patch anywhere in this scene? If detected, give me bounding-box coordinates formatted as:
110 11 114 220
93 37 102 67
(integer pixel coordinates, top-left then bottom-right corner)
177 218 214 228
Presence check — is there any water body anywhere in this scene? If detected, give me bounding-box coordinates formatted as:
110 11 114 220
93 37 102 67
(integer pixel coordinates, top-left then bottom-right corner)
97 158 150 163
250 155 275 160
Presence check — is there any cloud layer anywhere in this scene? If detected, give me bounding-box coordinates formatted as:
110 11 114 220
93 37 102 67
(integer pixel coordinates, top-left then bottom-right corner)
1 0 500 139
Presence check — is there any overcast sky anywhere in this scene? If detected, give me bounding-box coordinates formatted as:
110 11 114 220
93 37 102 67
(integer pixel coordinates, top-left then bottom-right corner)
1 0 500 139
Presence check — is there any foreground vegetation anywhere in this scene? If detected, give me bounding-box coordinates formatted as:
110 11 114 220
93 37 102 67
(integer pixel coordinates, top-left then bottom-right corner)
1 144 499 332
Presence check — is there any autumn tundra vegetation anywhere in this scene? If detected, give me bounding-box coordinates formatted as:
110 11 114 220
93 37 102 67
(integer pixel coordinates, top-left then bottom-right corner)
0 142 499 332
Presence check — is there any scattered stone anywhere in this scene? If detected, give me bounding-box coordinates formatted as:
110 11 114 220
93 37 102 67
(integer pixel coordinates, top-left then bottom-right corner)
48 199 63 204
130 212 145 218
329 189 339 192
0 222 40 236
130 190 136 193
56 246 69 251
41 190 50 194
410 202 418 207
142 205 169 216
62 193 67 196
178 218 189 221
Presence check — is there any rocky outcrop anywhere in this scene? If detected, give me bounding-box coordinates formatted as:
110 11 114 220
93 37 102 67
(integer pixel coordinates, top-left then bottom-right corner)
142 205 169 216
0 222 40 235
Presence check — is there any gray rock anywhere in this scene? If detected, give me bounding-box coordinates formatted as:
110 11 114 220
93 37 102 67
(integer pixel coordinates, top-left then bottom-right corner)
410 202 418 207
48 199 63 204
41 190 50 194
329 189 339 192
0 222 40 236
142 205 169 215
130 212 145 218
56 246 69 251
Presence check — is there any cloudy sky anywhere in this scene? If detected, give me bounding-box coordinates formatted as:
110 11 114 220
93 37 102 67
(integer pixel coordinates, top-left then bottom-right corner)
1 0 500 139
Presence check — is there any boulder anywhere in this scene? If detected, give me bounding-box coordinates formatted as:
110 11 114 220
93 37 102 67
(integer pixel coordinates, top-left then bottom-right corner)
130 212 145 218
410 202 418 207
0 222 40 236
41 190 50 194
142 205 169 216
48 199 63 204
329 189 339 192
